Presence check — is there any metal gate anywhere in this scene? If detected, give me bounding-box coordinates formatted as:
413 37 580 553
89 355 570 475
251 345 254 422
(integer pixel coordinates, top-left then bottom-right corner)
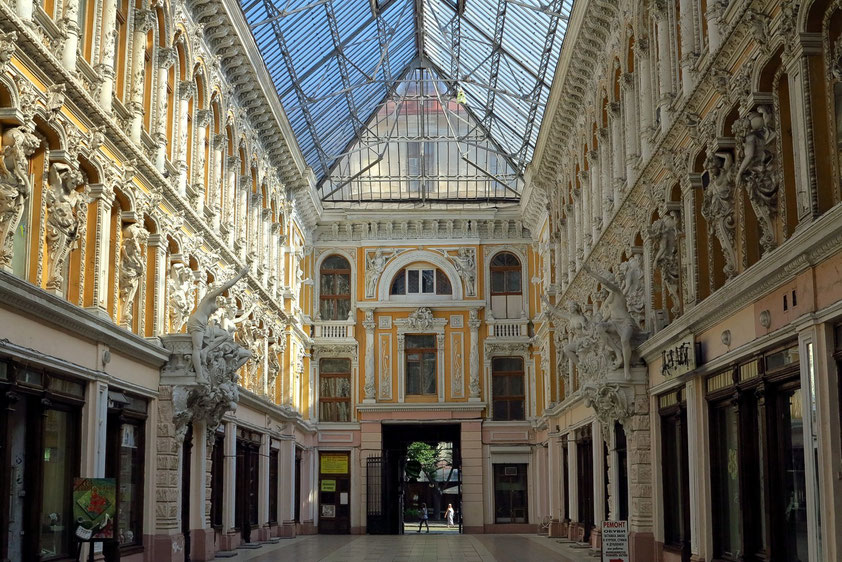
366 456 387 534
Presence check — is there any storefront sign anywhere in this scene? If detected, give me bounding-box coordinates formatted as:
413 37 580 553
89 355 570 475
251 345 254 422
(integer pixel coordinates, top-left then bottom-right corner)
661 335 695 378
73 478 117 540
601 520 629 562
320 453 349 474
321 479 336 492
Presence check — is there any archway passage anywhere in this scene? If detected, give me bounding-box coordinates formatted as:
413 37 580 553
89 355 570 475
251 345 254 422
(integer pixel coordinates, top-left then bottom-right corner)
369 423 462 535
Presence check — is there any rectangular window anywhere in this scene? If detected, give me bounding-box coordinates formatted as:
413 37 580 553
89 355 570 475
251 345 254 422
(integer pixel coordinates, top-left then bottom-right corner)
491 357 525 420
39 408 79 559
105 412 146 548
493 464 528 523
405 335 437 395
710 402 741 557
319 358 351 422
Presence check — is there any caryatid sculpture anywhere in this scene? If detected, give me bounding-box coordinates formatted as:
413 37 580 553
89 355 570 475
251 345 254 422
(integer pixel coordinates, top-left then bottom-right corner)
583 264 639 380
186 265 250 383
45 162 88 292
119 222 148 325
0 126 40 271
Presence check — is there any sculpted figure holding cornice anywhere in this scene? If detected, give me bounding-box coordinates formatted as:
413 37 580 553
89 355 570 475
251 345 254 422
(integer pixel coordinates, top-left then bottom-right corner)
542 295 589 367
701 151 737 279
618 255 645 327
45 162 88 292
119 222 148 325
365 248 387 297
649 214 681 315
452 247 477 296
583 264 639 380
168 262 194 332
734 105 778 253
0 125 40 271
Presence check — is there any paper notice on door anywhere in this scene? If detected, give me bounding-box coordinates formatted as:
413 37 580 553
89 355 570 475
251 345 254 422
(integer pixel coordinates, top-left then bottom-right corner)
340 492 348 505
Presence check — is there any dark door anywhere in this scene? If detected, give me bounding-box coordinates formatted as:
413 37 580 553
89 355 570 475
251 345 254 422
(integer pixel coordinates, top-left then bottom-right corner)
318 452 350 534
366 456 386 534
182 425 193 561
577 435 594 541
235 440 259 543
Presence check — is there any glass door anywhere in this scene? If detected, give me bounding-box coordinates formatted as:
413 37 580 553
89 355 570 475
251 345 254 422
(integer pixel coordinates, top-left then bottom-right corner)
777 386 809 561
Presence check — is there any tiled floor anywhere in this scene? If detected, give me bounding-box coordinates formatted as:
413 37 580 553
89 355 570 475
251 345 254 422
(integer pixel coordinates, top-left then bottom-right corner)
216 533 595 561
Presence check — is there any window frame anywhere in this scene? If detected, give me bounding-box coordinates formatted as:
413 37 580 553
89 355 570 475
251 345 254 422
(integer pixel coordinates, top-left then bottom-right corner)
319 255 352 321
390 267 452 296
105 398 148 553
492 463 529 524
490 252 523 296
404 334 438 396
318 357 352 423
491 356 526 421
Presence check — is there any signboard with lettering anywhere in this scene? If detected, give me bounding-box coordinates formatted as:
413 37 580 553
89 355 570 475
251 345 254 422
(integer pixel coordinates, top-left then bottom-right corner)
660 335 696 378
321 479 336 492
601 520 629 562
320 453 349 474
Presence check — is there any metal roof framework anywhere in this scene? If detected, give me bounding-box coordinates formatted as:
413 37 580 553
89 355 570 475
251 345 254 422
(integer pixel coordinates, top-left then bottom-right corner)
240 0 573 205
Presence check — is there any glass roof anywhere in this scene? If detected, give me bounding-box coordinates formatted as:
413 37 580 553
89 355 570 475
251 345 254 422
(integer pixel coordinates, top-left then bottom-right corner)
240 0 573 204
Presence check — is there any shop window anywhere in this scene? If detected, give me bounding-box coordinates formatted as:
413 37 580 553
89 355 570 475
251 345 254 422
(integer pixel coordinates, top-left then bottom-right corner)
614 422 628 522
294 448 302 523
320 255 351 320
390 267 452 296
490 252 522 318
561 438 569 521
659 390 689 554
319 358 351 422
405 335 437 395
576 428 594 540
38 407 79 559
493 464 528 523
706 341 807 560
269 449 279 524
491 357 525 420
105 395 147 549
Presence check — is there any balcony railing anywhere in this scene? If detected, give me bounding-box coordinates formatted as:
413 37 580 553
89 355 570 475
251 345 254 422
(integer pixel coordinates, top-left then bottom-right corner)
487 317 529 338
314 320 356 339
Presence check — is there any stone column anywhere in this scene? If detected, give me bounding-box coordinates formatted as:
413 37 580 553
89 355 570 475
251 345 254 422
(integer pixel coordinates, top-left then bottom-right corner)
567 437 578 532
548 433 563 535
784 33 824 224
60 0 80 72
557 219 568 291
598 127 612 224
591 421 605 549
223 421 237 534
87 183 114 316
16 0 33 22
565 205 575 281
97 0 118 113
571 190 581 268
176 81 195 196
189 420 214 560
587 150 600 240
627 381 654 560
705 1 726 53
224 155 239 238
636 38 654 161
621 73 639 183
685 378 707 560
258 433 270 539
129 9 155 142
154 48 176 170
193 109 211 211
655 7 673 132
468 310 482 400
609 102 624 199
153 386 185 558
278 437 296 537
147 233 167 336
578 171 591 255
363 310 376 401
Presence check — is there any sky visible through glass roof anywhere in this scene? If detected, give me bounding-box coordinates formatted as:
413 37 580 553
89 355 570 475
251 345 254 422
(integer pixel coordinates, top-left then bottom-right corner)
240 0 573 205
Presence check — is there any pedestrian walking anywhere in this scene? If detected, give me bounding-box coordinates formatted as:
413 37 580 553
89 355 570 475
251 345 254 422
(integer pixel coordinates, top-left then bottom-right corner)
417 503 429 533
445 504 455 528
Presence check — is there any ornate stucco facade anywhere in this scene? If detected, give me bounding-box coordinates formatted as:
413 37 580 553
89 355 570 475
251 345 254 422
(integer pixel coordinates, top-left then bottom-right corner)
1 0 842 561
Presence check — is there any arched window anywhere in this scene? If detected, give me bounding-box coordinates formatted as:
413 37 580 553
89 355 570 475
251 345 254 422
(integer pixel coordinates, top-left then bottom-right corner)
390 267 452 296
490 252 522 318
491 357 525 421
320 255 351 320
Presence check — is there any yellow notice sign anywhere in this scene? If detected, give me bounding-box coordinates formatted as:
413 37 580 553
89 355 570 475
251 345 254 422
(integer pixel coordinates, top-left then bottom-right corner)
320 454 349 474
321 479 336 492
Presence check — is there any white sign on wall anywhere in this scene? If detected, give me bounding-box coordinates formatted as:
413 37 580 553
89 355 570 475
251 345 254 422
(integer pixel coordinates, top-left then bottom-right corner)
601 520 629 562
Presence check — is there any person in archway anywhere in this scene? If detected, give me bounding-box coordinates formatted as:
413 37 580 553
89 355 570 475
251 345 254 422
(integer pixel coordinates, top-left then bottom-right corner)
445 503 455 528
417 503 429 533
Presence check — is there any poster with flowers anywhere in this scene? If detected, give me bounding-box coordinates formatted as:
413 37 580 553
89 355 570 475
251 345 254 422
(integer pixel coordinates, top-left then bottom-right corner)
72 478 116 540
